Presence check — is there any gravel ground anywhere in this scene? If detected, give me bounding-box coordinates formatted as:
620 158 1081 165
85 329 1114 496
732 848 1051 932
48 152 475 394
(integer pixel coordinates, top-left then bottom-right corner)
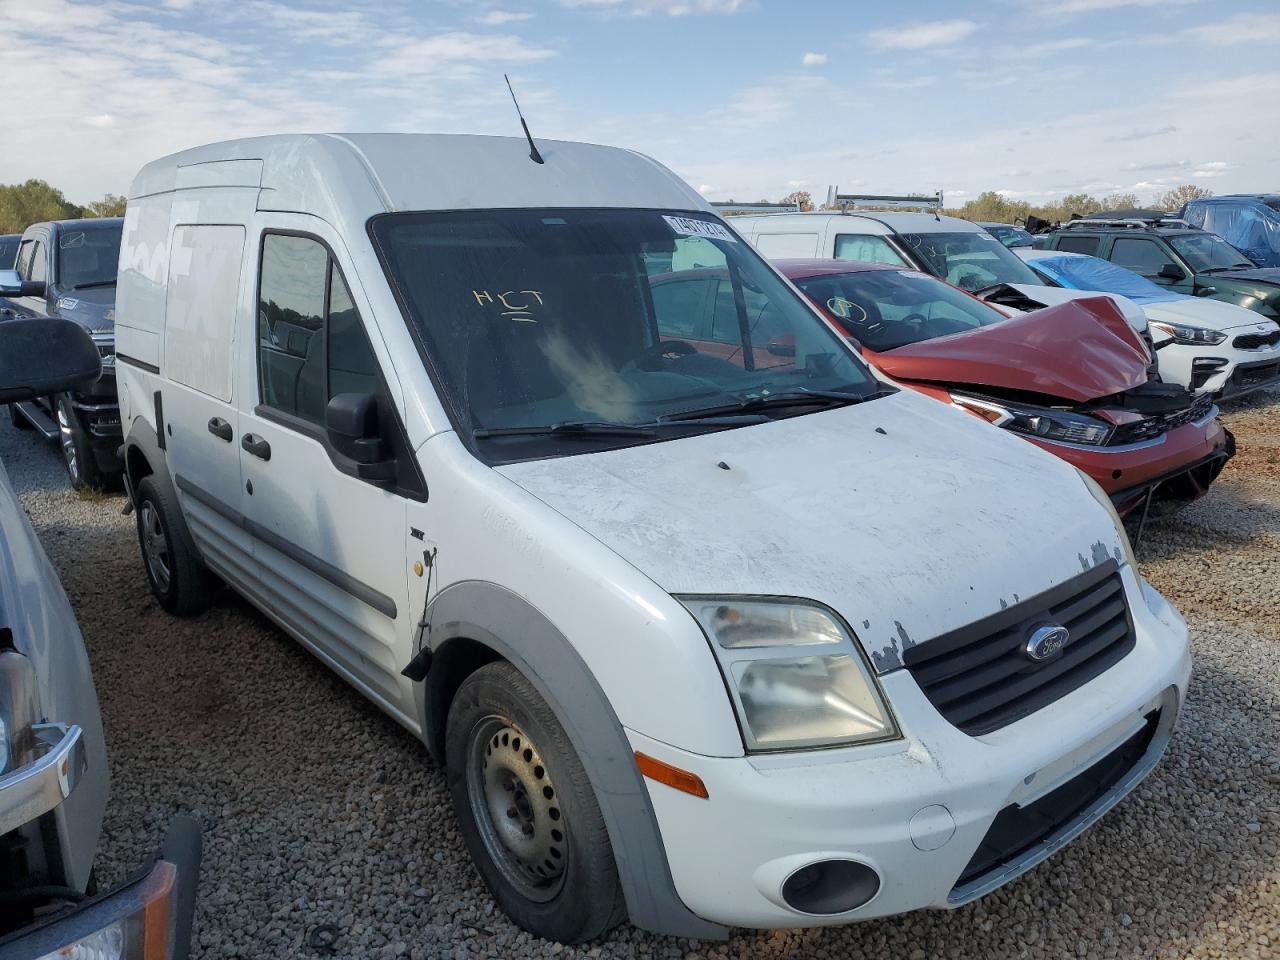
3 390 1278 960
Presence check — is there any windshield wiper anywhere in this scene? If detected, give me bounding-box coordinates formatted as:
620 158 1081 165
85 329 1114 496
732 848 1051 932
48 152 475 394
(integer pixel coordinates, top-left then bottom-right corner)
1199 265 1251 274
72 279 117 290
660 388 889 422
473 421 658 439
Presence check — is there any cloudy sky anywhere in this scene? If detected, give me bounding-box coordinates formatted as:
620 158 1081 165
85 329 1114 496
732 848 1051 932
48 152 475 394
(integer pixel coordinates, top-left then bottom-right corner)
6 0 1278 206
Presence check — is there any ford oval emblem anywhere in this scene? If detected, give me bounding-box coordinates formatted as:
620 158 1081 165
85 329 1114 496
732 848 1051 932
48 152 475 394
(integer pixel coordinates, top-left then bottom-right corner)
1025 624 1069 662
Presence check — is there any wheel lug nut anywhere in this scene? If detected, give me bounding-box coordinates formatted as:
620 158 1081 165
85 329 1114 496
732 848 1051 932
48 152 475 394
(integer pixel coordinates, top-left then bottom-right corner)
521 824 534 836
507 807 517 818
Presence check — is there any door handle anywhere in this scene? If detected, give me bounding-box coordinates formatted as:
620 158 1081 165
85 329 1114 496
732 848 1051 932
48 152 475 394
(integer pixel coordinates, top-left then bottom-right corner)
207 417 233 442
241 433 271 461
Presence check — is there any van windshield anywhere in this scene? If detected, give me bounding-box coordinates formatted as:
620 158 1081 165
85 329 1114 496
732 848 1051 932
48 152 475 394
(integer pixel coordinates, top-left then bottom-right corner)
370 209 880 458
899 231 1042 291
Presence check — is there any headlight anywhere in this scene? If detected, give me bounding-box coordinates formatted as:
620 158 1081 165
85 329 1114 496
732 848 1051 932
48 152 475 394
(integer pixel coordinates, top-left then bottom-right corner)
953 395 1113 446
1148 320 1226 345
679 598 898 751
1077 468 1137 570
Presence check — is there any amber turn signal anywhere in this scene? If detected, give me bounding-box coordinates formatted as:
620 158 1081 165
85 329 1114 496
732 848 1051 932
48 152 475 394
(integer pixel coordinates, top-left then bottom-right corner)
634 752 709 799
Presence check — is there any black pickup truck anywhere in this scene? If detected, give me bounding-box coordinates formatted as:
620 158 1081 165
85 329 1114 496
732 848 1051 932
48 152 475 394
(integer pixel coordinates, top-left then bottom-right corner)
0 218 123 489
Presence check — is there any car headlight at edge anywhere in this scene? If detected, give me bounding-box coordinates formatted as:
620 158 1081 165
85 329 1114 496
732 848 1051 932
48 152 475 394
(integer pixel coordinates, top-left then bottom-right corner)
1148 320 1227 345
678 597 899 752
953 394 1114 446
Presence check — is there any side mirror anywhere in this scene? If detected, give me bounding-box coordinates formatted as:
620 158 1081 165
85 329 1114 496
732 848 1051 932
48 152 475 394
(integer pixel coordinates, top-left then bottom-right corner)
1157 263 1186 282
325 392 396 483
0 269 44 298
765 335 795 358
0 317 102 403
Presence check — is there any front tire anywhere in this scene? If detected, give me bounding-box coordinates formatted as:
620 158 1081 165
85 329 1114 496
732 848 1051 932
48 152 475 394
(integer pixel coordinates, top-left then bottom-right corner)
134 475 216 615
56 396 115 491
446 662 627 943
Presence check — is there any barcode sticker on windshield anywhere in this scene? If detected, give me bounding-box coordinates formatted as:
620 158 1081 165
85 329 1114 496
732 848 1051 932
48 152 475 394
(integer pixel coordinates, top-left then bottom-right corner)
663 216 738 243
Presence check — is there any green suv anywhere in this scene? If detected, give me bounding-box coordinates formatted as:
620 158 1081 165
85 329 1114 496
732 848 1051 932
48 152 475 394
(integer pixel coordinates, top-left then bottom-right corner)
1040 214 1280 319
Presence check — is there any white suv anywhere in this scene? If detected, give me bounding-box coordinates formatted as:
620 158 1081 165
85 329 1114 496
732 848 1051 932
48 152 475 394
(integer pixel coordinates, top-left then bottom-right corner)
114 134 1189 942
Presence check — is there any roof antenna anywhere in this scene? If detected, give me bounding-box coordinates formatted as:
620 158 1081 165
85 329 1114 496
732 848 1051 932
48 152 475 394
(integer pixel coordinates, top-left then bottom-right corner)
504 74 544 165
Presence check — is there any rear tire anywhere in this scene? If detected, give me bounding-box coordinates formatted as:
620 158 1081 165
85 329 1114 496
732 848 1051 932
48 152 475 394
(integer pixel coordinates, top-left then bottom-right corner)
134 475 215 615
8 403 32 429
446 661 627 944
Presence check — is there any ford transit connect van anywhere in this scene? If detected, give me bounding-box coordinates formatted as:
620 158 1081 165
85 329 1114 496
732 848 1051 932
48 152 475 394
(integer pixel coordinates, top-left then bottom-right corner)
114 134 1191 943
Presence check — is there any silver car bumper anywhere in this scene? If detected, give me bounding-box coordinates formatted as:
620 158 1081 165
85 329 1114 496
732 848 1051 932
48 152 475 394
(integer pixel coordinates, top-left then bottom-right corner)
0 722 86 836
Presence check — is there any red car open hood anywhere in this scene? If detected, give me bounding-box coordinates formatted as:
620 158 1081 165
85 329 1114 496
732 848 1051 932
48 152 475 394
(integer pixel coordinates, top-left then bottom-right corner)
870 297 1149 403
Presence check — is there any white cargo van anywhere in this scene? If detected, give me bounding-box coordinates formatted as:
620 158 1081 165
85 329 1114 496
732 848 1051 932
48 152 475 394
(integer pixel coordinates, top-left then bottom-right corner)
114 134 1190 942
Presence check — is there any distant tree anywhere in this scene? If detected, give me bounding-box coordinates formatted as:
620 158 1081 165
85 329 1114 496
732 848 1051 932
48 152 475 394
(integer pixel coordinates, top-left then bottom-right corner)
1157 184 1213 212
0 180 82 234
780 190 814 212
1099 192 1140 211
84 193 127 218
954 191 1030 224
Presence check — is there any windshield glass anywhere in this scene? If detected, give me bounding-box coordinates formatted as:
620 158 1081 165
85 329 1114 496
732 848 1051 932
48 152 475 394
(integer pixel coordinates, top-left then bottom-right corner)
793 269 1006 351
57 224 122 289
1169 233 1253 272
1027 254 1185 304
899 231 1042 291
371 209 878 454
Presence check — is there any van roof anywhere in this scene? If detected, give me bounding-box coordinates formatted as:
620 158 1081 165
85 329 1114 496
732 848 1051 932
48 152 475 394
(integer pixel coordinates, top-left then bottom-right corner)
127 133 707 216
733 210 982 235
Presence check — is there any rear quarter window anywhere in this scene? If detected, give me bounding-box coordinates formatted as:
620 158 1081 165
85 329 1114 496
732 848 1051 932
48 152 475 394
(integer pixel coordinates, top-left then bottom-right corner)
1056 235 1101 256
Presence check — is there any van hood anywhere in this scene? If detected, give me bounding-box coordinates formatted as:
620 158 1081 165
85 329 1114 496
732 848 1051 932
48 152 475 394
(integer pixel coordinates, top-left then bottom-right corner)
496 390 1127 673
868 297 1149 403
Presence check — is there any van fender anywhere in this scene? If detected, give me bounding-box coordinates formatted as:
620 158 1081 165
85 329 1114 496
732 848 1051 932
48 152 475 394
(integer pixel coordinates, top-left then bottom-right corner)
418 580 727 940
120 418 204 565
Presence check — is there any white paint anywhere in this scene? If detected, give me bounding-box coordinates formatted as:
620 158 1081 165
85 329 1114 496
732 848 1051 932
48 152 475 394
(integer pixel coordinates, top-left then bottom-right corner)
163 225 244 402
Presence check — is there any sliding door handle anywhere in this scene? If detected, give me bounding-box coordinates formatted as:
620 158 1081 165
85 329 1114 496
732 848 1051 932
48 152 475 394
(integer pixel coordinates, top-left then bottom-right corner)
241 433 271 461
207 417 233 442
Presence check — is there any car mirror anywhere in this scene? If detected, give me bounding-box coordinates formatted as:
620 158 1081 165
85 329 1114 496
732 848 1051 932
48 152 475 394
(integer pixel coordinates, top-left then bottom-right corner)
325 392 397 482
1158 263 1186 282
0 316 101 403
765 335 795 358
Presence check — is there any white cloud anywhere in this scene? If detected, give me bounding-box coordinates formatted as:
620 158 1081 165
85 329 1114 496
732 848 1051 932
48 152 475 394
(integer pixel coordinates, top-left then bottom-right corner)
868 19 976 50
560 0 744 15
1187 12 1280 44
801 52 827 66
876 75 938 90
84 114 115 127
1192 160 1230 177
476 10 534 25
1037 0 1196 14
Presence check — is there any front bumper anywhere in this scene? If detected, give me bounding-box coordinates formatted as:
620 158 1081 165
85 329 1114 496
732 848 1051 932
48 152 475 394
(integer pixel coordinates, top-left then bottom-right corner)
0 722 86 837
630 567 1189 930
1155 337 1280 398
1028 407 1231 517
0 818 201 960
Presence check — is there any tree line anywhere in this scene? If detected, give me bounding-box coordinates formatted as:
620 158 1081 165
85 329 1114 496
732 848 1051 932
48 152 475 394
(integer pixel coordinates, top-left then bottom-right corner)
744 185 1215 222
0 180 126 235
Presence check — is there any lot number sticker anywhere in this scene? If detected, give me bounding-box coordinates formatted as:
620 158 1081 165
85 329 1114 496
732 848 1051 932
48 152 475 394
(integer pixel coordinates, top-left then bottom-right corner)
663 216 738 243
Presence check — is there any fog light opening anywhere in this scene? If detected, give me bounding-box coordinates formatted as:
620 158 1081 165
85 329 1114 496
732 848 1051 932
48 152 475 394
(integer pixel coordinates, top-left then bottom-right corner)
781 859 880 915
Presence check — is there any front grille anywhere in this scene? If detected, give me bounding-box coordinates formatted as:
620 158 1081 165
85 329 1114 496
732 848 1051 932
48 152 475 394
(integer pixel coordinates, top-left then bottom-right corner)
1109 393 1213 446
902 561 1136 736
954 709 1159 889
1232 329 1280 350
1228 360 1280 392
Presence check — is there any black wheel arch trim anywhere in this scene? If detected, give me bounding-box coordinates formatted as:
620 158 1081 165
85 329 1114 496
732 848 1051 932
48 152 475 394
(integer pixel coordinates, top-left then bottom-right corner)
416 580 728 940
121 419 204 566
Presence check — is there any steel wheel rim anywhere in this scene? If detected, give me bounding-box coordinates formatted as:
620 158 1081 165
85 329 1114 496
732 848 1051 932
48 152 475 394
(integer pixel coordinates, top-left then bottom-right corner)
466 717 568 902
56 406 78 482
140 502 172 592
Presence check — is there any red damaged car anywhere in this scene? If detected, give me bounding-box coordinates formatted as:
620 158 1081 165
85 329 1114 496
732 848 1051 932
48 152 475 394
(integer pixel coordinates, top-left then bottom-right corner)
764 260 1230 516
